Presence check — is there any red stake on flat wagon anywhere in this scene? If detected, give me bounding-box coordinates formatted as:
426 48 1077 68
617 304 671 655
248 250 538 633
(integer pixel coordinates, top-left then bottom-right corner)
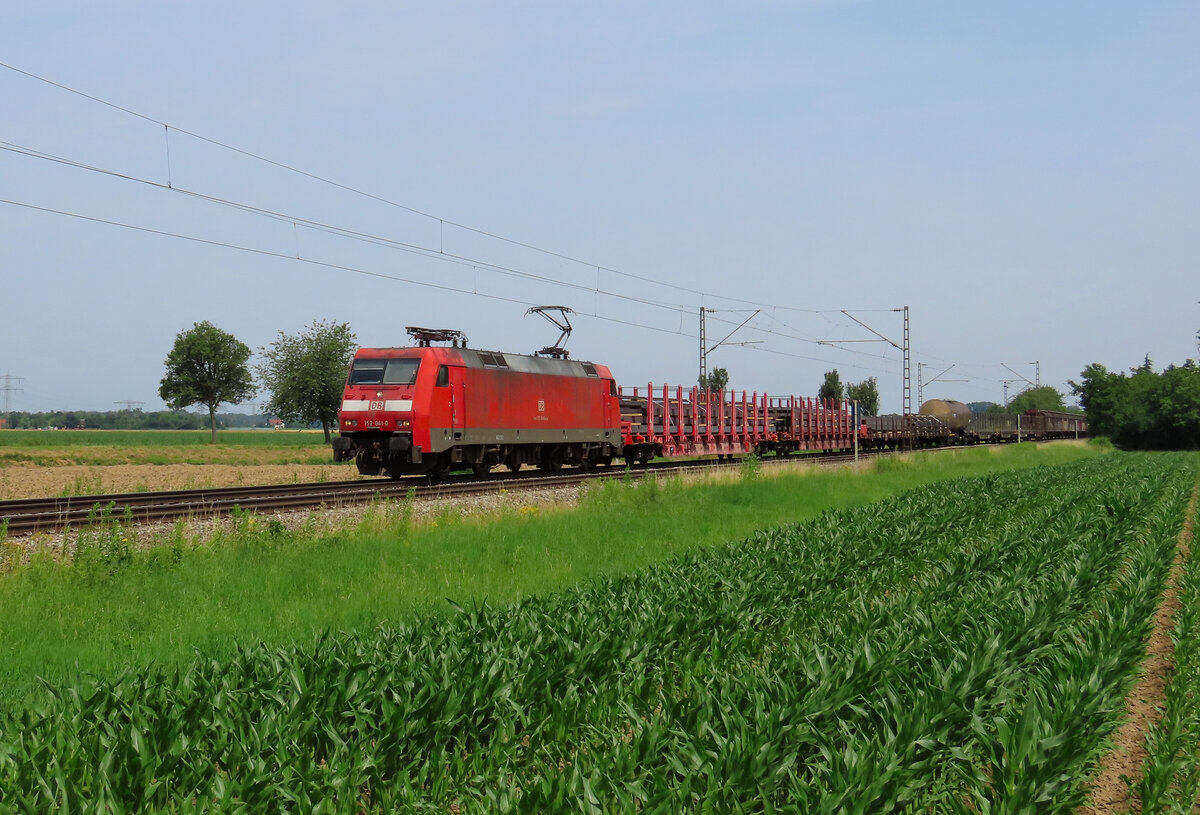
676 385 683 447
691 387 698 443
648 382 655 441
752 392 760 441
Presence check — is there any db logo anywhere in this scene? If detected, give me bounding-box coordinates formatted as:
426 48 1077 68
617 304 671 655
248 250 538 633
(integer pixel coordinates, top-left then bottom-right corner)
537 400 546 412
369 400 384 411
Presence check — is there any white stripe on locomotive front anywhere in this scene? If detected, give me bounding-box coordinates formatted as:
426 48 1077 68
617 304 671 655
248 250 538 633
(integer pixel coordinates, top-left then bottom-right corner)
341 399 413 412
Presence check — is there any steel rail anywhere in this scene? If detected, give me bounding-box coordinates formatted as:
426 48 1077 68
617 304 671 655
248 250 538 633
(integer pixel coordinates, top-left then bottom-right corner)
0 459 720 536
0 444 923 537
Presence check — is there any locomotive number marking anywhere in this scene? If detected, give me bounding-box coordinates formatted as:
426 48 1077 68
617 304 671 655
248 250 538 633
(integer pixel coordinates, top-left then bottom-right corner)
537 399 545 412
363 420 389 429
369 400 385 411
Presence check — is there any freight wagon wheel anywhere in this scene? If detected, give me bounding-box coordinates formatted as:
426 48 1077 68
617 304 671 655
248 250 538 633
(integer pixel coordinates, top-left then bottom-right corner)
472 462 492 478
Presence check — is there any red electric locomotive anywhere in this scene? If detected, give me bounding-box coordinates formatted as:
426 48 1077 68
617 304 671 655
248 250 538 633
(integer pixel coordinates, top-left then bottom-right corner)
332 328 622 480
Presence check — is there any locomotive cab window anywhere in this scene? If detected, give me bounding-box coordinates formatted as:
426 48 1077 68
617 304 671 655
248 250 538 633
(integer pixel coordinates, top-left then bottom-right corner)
435 365 450 387
349 358 421 386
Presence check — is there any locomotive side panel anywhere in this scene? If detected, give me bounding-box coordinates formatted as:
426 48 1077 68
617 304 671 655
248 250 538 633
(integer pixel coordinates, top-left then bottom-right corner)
421 359 467 455
458 366 615 447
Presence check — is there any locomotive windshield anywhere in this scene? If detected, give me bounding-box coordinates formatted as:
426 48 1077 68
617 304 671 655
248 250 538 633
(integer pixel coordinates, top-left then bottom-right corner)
349 358 421 386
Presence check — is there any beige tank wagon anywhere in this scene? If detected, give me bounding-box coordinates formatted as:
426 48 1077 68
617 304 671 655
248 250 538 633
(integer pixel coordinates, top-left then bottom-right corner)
918 399 971 432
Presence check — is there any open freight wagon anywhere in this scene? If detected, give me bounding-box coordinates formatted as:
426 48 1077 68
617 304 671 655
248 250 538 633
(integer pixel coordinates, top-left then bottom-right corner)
618 384 855 463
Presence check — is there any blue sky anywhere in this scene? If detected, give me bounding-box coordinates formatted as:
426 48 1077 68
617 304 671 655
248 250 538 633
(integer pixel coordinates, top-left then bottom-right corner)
3 2 1197 414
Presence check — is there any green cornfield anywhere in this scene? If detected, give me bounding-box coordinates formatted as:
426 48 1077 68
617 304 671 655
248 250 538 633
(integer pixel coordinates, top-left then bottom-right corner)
0 452 1196 812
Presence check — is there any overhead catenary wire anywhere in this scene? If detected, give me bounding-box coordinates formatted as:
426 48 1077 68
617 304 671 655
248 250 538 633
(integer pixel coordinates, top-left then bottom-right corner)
1 137 906 373
1 59 1031 395
0 196 706 344
1 59 830 316
0 176 941 389
0 139 715 317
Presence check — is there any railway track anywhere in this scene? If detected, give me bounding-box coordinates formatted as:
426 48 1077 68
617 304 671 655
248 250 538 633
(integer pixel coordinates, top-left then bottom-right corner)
0 445 919 537
0 457 750 537
0 473 563 537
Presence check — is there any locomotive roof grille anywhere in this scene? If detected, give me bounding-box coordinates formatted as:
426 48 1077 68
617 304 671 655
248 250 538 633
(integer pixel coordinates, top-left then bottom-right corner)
463 349 602 379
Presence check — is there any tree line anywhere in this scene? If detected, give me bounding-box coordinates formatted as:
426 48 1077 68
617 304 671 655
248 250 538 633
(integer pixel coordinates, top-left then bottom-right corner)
1070 357 1200 450
2 410 212 431
1 410 279 431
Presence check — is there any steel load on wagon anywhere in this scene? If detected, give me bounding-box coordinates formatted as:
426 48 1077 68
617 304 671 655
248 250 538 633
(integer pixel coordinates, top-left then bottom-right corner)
618 386 855 463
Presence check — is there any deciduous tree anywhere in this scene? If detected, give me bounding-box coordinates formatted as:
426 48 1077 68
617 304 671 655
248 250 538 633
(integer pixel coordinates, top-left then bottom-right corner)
158 321 255 442
819 370 843 402
845 377 880 416
256 319 357 443
1004 386 1066 414
698 367 729 392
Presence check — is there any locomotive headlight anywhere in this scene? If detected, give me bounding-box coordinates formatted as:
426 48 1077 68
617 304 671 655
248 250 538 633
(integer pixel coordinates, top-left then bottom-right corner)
343 419 358 428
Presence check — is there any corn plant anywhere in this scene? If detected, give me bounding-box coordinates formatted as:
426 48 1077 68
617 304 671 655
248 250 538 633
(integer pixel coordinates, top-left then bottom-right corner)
1138 485 1200 814
0 453 1193 813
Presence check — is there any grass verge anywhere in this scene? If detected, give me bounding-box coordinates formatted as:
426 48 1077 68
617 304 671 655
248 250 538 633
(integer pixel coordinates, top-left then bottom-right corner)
0 441 1103 713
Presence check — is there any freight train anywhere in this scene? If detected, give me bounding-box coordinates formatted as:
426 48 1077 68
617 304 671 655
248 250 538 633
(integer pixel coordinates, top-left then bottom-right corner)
860 399 1088 451
332 330 1088 479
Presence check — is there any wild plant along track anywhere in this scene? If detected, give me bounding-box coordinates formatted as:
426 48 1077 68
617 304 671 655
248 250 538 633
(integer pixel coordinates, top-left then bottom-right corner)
0 453 1194 813
0 469 622 536
0 450 868 536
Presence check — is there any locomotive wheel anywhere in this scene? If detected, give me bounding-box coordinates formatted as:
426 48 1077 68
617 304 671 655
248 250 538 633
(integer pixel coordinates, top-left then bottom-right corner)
427 455 451 483
538 447 564 473
355 452 382 477
472 462 491 478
